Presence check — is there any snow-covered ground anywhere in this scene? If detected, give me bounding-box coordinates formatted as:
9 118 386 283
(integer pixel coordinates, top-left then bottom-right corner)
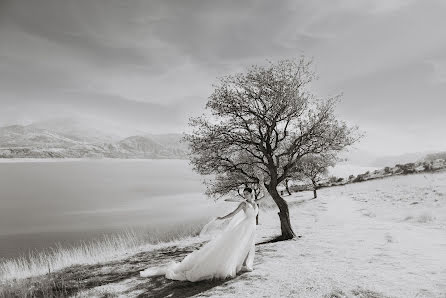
203 171 446 298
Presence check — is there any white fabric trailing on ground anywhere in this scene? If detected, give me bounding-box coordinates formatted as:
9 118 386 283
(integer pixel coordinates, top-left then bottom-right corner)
140 202 258 281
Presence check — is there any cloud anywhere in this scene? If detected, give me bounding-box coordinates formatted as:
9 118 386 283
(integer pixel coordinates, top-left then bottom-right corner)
336 0 415 14
427 58 446 84
1 0 445 154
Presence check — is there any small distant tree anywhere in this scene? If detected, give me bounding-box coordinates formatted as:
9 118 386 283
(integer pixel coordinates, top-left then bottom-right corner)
292 154 336 199
184 58 360 240
329 176 338 183
284 178 292 195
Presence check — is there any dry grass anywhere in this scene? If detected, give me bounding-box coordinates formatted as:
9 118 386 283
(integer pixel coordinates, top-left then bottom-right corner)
1 230 138 282
0 240 211 298
0 221 205 287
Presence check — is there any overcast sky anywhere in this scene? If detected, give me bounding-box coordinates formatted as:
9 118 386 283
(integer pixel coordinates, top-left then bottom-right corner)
1 0 445 155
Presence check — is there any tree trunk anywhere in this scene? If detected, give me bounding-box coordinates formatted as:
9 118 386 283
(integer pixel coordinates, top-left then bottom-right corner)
256 207 259 225
312 180 317 199
267 184 296 240
254 192 259 225
285 178 292 195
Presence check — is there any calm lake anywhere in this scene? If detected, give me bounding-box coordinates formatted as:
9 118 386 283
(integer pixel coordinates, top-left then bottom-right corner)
0 159 228 259
0 159 374 260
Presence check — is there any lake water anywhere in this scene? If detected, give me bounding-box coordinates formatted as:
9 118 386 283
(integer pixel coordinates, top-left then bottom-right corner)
0 159 376 260
0 159 229 259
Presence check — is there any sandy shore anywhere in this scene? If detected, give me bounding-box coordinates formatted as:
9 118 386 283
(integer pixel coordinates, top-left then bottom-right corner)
2 171 445 298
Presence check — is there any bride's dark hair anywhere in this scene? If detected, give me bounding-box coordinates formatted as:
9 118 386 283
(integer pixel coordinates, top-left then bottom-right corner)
243 187 253 193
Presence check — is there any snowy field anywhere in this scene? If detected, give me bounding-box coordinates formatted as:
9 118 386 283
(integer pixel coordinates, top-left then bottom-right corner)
235 171 446 298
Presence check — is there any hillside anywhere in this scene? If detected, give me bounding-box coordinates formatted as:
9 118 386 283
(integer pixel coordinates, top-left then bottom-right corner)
425 151 446 161
0 124 188 159
290 157 446 192
328 158 446 186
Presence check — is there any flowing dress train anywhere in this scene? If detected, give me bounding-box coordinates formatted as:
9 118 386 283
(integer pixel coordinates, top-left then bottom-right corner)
140 201 258 282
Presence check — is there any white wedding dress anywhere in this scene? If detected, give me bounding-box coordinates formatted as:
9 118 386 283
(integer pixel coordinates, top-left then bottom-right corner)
140 201 258 282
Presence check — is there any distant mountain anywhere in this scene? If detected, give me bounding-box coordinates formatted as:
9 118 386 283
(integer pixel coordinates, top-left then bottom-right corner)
370 151 431 167
114 135 188 158
0 124 83 148
337 148 379 166
144 133 188 150
338 148 439 168
31 117 121 143
0 124 188 159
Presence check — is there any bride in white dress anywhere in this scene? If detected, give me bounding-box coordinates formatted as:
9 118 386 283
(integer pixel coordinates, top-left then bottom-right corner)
139 187 260 282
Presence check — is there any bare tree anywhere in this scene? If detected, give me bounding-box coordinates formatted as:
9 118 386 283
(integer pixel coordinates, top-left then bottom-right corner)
292 154 336 199
184 58 360 240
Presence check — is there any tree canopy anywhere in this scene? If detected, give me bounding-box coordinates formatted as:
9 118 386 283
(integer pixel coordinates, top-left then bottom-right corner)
184 57 360 239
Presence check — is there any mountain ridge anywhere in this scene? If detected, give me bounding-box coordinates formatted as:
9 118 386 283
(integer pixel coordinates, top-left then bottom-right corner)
0 124 188 159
